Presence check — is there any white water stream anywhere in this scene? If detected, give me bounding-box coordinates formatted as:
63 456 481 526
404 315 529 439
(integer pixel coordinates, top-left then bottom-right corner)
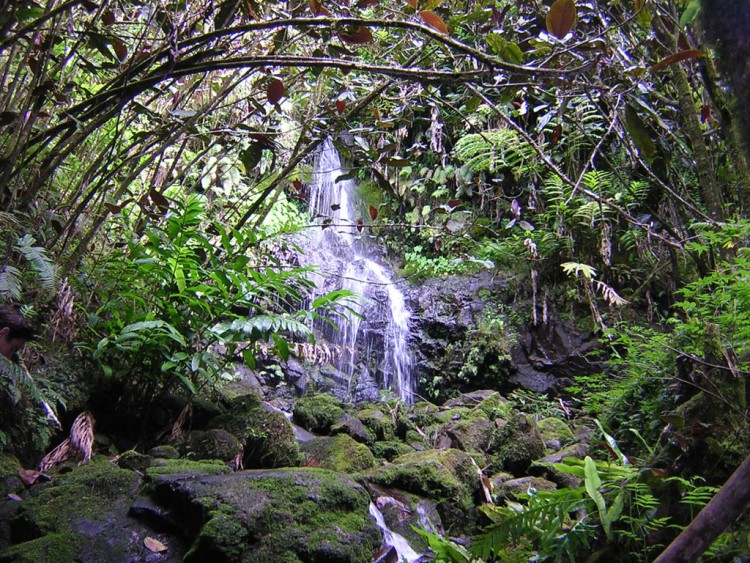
369 502 422 562
306 138 415 403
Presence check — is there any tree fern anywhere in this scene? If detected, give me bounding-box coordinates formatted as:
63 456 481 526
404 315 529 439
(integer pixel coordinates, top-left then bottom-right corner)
454 129 540 176
0 265 22 301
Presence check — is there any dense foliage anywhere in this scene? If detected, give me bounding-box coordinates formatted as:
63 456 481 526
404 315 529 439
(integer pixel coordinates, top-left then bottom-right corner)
1 0 749 560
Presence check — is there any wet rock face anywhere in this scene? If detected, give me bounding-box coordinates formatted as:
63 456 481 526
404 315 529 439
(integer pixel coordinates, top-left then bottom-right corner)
405 271 604 401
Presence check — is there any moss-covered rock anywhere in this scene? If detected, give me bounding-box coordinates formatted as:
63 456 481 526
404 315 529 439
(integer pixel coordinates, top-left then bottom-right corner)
490 413 546 475
360 448 480 533
116 450 152 472
355 409 395 441
473 392 511 420
433 418 495 456
0 456 186 562
179 429 242 462
146 458 231 477
209 394 301 469
330 417 373 444
152 468 381 562
500 476 557 500
292 393 345 434
370 440 414 462
301 435 376 473
537 417 575 449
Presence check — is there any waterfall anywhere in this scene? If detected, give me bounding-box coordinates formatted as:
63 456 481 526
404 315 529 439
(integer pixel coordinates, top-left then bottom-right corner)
305 138 415 403
369 502 422 563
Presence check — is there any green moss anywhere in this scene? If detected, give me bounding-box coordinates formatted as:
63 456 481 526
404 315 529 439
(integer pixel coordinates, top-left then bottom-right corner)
490 413 547 475
537 417 575 445
355 409 394 441
55 456 138 497
292 394 345 434
146 458 230 477
116 450 152 472
473 392 511 420
433 407 473 424
301 435 376 473
361 448 479 532
179 429 242 461
370 440 413 461
0 531 78 563
185 508 248 563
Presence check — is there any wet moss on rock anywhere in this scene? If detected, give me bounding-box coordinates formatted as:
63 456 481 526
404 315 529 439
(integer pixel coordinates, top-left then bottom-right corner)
300 434 376 473
292 393 345 434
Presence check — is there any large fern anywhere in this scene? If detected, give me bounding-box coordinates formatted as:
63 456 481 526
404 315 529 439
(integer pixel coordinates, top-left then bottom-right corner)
0 234 59 302
454 129 541 176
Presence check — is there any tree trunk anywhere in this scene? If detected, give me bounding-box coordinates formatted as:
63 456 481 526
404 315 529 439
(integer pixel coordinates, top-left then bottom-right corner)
653 454 750 563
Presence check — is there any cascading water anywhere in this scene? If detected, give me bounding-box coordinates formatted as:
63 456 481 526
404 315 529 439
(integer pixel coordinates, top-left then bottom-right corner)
305 138 415 403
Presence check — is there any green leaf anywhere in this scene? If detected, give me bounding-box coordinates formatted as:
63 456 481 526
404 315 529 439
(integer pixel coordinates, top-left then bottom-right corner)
487 33 524 65
624 105 656 163
679 0 701 27
584 456 607 515
561 262 597 280
602 491 624 539
275 335 289 361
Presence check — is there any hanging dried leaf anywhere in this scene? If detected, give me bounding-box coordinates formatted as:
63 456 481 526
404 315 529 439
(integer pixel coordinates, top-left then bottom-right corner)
101 9 116 26
447 199 461 209
335 100 347 114
419 11 448 34
650 49 702 73
356 0 379 7
550 123 563 148
700 104 712 123
357 218 364 232
292 179 303 191
624 105 656 163
405 0 418 9
104 202 122 214
267 78 285 104
309 0 329 16
112 38 128 63
369 205 378 220
144 537 168 553
330 203 341 211
546 0 577 40
339 26 373 44
149 189 169 215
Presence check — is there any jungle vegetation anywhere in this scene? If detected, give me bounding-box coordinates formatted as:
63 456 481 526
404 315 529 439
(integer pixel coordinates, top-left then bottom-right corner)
1 0 749 560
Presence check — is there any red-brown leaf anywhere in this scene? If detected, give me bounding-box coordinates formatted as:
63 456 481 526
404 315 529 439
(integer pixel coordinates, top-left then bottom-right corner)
419 11 448 34
356 0 379 7
369 205 378 220
309 0 329 16
405 0 418 9
335 100 347 114
101 9 116 26
112 38 128 63
267 78 285 104
104 202 122 214
339 26 373 45
149 189 169 215
546 0 577 40
292 179 303 191
550 123 562 147
18 468 45 486
700 104 712 123
447 199 461 209
650 49 702 73
357 218 364 232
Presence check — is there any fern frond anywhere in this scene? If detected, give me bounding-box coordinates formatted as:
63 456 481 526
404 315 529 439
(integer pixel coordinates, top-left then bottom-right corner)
15 235 59 295
454 130 540 175
0 266 22 301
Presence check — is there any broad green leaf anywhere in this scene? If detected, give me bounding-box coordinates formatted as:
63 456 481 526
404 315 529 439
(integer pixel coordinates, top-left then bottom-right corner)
275 335 289 361
624 105 656 163
487 33 524 65
561 261 597 279
584 456 607 515
602 491 624 538
679 0 701 27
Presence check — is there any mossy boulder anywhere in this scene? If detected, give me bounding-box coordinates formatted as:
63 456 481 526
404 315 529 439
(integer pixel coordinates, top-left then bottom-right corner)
292 393 345 434
330 417 373 444
433 418 495 456
370 440 414 462
355 409 395 442
500 476 557 500
473 392 511 420
0 456 187 562
147 445 180 459
179 429 243 462
537 417 575 449
360 448 480 533
490 413 546 475
444 390 498 408
116 450 152 472
145 458 231 477
209 395 301 469
301 435 376 473
151 467 381 562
